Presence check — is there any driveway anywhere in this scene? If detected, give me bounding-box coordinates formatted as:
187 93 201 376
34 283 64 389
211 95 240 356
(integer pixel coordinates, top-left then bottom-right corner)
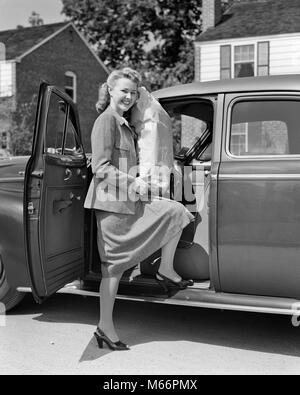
1 293 300 375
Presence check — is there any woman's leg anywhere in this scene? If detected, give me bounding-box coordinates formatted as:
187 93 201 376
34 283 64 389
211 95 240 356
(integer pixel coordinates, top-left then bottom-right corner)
98 271 123 342
158 231 182 282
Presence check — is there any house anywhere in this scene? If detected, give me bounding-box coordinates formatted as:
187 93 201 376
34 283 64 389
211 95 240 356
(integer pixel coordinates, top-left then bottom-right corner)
195 0 300 82
0 22 109 155
184 0 300 153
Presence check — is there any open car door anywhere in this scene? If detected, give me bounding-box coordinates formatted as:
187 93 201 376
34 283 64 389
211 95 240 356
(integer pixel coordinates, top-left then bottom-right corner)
24 82 88 303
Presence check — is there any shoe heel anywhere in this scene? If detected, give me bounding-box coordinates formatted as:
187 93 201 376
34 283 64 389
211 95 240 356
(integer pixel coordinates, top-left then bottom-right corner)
94 332 103 349
156 277 169 293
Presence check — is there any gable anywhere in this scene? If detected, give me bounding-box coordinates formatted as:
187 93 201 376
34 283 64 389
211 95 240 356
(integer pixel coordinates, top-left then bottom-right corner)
0 22 69 60
197 0 300 42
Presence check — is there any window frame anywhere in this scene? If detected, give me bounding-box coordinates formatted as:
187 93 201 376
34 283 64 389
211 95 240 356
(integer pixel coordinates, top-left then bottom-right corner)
230 123 249 156
0 131 8 149
62 105 84 157
220 42 270 80
234 44 255 78
64 71 77 103
225 94 300 160
0 61 13 98
159 95 216 163
44 89 84 158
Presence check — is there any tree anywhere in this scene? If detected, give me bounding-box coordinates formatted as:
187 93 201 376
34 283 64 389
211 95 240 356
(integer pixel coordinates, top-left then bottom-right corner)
62 0 202 90
62 0 231 90
9 95 37 156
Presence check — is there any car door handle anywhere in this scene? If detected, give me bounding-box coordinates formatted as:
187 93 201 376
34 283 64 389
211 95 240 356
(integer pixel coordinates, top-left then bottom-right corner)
31 170 44 179
64 168 72 181
69 192 81 201
76 169 87 180
53 199 72 214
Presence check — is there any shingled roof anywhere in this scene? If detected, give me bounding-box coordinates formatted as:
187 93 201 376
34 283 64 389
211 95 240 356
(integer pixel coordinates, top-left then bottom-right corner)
197 0 300 42
0 22 69 60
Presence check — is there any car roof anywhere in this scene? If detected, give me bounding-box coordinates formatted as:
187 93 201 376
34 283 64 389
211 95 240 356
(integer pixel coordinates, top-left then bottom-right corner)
153 74 300 99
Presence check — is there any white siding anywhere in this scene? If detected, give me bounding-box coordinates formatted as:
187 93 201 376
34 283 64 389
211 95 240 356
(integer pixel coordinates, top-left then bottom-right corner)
199 44 221 82
196 33 300 82
270 36 300 75
0 60 15 97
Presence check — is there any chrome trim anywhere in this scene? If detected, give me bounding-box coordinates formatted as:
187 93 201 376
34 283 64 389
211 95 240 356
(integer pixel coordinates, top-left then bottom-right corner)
226 154 300 161
16 286 298 316
219 174 300 180
0 178 24 183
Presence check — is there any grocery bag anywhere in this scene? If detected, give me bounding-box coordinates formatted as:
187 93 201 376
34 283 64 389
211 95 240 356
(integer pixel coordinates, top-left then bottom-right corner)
131 87 175 197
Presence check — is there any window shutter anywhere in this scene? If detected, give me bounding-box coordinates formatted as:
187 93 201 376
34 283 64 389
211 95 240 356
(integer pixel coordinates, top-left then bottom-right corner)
220 45 231 80
257 42 269 76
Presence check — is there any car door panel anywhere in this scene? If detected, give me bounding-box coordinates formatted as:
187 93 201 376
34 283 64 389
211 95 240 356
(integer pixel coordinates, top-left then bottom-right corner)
25 83 87 302
218 94 300 299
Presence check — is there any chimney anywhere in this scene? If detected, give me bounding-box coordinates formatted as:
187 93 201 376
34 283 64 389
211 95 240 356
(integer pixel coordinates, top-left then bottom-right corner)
202 0 223 33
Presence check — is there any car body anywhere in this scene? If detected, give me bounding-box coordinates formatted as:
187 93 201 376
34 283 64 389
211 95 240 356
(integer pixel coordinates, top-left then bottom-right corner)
2 75 300 316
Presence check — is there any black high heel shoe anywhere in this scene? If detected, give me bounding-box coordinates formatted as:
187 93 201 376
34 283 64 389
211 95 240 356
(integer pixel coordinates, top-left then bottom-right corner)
94 327 130 351
156 272 194 291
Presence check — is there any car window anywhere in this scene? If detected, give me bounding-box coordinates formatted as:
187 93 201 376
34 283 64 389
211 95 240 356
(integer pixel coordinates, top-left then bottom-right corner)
64 107 84 157
163 100 214 156
229 99 300 156
45 93 66 154
45 92 83 157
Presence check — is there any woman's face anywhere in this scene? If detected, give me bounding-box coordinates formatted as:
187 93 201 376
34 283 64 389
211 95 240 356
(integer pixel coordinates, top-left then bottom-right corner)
109 77 138 115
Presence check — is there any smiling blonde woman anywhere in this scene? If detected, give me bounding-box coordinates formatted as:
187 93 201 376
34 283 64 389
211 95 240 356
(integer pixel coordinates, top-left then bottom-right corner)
84 67 194 351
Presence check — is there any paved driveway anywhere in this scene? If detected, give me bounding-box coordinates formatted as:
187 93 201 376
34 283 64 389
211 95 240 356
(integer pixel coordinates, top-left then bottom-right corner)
1 293 300 375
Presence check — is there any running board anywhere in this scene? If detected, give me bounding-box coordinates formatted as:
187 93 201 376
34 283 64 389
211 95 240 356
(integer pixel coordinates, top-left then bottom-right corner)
17 285 300 316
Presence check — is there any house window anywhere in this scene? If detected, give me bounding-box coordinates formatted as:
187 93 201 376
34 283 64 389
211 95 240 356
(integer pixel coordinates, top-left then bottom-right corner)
64 71 77 102
0 62 13 97
234 45 255 78
231 123 248 155
220 42 270 79
1 131 8 149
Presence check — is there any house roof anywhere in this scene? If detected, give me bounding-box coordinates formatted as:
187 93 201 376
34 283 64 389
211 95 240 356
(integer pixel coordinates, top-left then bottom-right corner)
197 0 300 42
0 22 69 59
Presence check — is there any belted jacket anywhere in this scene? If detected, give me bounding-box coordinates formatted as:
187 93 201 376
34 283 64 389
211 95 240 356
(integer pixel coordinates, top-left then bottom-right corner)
84 106 138 215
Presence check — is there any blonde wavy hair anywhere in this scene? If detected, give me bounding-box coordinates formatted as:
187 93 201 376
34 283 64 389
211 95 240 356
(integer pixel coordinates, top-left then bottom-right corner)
96 67 142 114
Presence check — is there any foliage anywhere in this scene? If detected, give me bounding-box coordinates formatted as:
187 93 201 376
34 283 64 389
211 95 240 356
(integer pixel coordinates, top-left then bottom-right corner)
62 0 203 90
62 0 155 67
62 0 232 90
61 0 229 149
9 95 37 156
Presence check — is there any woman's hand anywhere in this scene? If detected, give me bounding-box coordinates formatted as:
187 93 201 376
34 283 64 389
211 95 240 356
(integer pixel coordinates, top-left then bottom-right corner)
132 177 149 196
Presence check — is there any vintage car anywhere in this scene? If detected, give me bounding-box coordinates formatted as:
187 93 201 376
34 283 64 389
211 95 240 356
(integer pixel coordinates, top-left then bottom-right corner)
1 75 300 316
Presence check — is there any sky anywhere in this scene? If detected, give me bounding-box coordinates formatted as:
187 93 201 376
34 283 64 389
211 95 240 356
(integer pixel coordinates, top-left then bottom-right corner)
0 0 66 31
